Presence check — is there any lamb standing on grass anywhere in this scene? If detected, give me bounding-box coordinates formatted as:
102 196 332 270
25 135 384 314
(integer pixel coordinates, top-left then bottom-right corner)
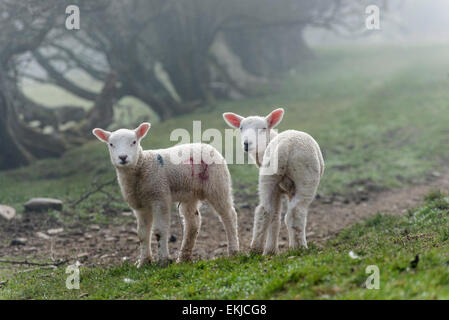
223 108 324 254
93 123 239 267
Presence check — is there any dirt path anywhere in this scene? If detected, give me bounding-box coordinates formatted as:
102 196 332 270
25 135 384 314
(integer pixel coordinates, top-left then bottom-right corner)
1 169 449 267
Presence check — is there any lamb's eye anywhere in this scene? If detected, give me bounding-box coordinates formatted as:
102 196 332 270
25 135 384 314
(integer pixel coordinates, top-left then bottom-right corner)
109 143 113 147
132 141 137 145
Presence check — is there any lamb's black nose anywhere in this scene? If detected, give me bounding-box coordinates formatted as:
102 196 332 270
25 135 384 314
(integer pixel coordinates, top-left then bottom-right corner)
243 142 249 152
119 155 128 162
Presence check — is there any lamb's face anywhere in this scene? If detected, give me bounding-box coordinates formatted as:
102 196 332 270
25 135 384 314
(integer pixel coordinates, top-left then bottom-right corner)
223 108 284 157
92 123 151 169
107 129 141 167
239 116 270 155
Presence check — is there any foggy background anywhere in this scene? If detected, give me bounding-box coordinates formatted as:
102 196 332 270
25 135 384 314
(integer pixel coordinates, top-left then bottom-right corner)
307 0 449 44
1 0 448 170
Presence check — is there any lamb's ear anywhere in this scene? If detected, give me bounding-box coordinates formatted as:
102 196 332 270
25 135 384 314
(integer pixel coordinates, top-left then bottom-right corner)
135 122 151 140
223 112 244 129
266 108 284 129
92 128 111 143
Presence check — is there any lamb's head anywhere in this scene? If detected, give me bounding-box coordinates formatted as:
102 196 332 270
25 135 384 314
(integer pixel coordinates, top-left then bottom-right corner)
92 123 151 169
223 108 284 158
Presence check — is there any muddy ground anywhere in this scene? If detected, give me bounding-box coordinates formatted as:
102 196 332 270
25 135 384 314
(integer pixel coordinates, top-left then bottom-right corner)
1 170 449 267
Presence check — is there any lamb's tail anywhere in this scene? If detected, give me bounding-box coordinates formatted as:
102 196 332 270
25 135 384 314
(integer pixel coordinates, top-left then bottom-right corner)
313 139 325 178
318 148 325 178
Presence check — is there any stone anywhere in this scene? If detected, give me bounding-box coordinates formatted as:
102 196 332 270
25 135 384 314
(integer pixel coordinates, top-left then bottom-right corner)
89 225 100 231
123 278 135 284
306 232 315 237
36 232 51 240
77 253 89 261
68 230 84 236
23 246 37 253
0 205 15 220
10 238 27 246
240 203 251 209
24 198 63 213
47 228 64 235
431 171 441 177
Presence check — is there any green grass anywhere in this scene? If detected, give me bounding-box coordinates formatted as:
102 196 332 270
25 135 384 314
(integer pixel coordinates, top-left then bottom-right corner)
2 191 449 299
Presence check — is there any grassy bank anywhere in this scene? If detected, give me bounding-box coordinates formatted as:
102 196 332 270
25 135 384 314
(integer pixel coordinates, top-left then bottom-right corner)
2 191 449 299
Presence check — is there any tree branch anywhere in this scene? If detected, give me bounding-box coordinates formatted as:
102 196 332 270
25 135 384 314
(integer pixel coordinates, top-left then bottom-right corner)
33 51 98 101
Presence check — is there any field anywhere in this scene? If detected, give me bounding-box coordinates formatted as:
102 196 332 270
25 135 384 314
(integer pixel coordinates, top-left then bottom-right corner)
1 43 449 299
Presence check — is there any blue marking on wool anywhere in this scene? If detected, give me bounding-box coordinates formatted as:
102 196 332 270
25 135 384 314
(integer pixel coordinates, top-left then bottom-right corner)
157 154 164 167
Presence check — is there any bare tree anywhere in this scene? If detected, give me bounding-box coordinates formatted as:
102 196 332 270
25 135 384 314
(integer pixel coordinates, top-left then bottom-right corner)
0 0 66 169
31 0 387 121
0 0 116 169
1 0 388 169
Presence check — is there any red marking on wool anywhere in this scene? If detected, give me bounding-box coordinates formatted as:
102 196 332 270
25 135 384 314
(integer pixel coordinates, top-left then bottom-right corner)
189 157 194 177
199 160 209 181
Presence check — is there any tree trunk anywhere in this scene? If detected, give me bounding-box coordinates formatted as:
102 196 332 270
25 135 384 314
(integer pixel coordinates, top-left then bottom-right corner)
82 72 117 133
225 25 312 77
0 91 31 170
0 73 66 170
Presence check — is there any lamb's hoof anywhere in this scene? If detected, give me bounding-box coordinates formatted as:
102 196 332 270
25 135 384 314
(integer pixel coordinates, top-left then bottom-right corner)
263 248 279 256
156 258 173 267
249 247 264 255
289 242 308 251
227 249 239 257
176 256 192 264
135 258 151 268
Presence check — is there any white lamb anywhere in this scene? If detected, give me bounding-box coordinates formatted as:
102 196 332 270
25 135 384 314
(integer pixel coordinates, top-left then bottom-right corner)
93 123 239 267
223 108 324 254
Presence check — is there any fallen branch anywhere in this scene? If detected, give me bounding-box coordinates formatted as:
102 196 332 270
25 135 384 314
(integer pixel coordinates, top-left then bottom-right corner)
99 189 122 203
70 177 117 207
0 258 68 267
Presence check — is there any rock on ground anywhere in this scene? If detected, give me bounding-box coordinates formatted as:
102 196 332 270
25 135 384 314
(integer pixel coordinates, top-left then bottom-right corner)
0 205 15 220
10 238 27 246
24 198 63 213
47 228 64 235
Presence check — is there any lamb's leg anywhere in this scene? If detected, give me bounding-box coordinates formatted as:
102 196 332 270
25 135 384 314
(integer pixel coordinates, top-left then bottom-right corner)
264 194 285 255
251 175 282 254
208 197 239 256
284 160 321 250
152 201 171 266
177 201 201 263
135 209 153 268
285 196 311 249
